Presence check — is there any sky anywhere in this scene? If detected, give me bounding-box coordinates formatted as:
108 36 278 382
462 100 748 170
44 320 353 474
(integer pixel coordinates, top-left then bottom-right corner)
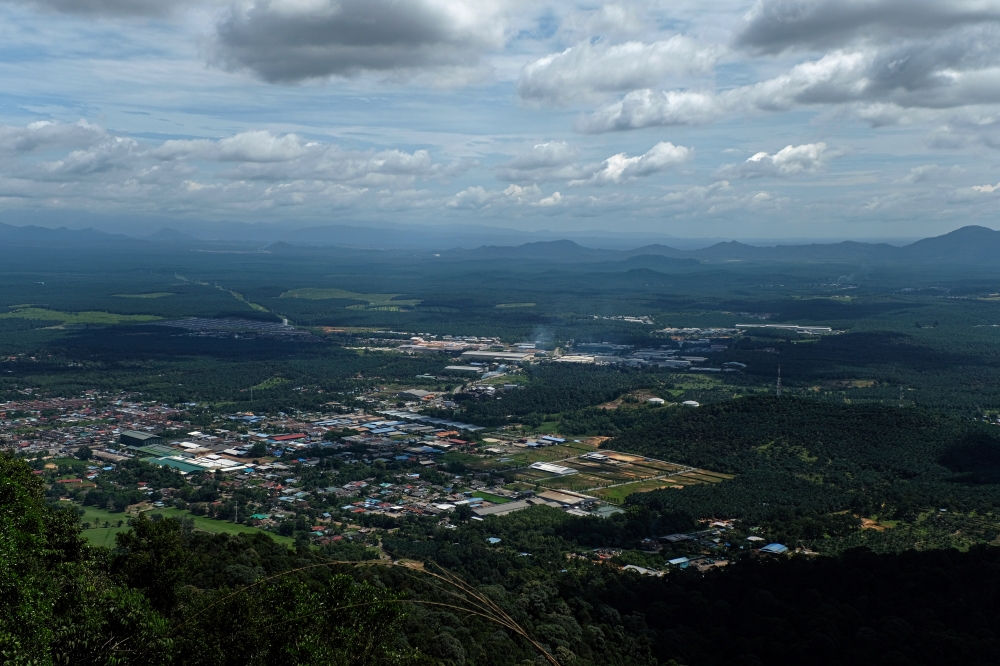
2 0 1000 238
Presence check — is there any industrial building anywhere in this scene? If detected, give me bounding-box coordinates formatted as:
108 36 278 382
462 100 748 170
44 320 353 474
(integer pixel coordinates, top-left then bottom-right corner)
397 389 433 401
119 430 163 448
460 350 530 362
471 497 563 517
529 461 577 475
736 323 834 335
443 365 483 374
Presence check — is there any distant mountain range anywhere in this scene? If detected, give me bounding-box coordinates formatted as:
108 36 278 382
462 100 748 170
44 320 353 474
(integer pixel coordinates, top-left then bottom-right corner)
0 210 919 251
0 222 135 247
1 218 999 266
443 225 1000 265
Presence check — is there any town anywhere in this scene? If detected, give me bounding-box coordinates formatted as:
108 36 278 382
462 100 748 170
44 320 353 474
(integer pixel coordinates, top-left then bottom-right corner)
4 345 797 577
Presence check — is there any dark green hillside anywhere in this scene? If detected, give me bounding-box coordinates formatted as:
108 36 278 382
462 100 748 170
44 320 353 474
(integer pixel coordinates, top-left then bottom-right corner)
609 397 1000 549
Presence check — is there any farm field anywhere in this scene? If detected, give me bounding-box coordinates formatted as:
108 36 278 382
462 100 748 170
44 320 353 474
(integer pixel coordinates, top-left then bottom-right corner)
0 307 161 325
591 470 733 504
593 480 686 503
506 448 733 499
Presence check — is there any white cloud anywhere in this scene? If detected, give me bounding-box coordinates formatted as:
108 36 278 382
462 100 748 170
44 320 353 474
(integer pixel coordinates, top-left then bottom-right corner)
518 36 722 106
923 113 1000 150
894 164 963 184
662 180 731 204
535 191 563 206
0 120 107 154
210 0 517 84
576 46 1000 132
973 181 1000 192
570 141 692 185
494 141 581 183
445 183 564 209
496 140 691 186
0 120 476 216
715 142 830 178
150 130 471 185
576 88 725 132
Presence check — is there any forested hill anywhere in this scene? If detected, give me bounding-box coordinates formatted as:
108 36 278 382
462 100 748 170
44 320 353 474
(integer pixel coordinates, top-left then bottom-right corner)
606 397 1000 547
606 396 977 479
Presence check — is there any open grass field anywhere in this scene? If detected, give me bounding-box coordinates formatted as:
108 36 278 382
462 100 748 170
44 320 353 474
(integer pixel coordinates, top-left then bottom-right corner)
61 502 295 548
83 525 129 547
442 452 482 466
78 504 128 525
593 479 687 504
252 376 290 390
470 491 510 504
49 457 94 471
0 307 161 325
145 507 296 547
71 504 131 547
533 421 563 434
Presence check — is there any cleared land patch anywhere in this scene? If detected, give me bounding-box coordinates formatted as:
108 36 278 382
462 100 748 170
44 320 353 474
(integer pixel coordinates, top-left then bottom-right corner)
280 288 421 307
505 448 733 503
113 292 174 299
252 376 290 390
0 307 161 325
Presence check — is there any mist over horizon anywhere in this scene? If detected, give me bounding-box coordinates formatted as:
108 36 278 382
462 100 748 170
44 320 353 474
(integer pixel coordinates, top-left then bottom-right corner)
0 208 947 248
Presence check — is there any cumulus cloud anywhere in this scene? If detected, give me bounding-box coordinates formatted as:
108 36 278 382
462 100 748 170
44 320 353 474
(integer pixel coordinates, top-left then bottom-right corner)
210 0 514 83
714 142 830 178
495 141 691 186
973 181 1000 192
0 120 107 154
0 121 474 215
924 114 1000 150
445 183 563 208
735 0 1000 54
536 191 563 206
151 130 474 184
518 36 722 106
576 44 1000 132
572 2 1000 134
657 180 790 216
894 164 963 183
494 141 581 183
662 180 731 204
570 141 692 186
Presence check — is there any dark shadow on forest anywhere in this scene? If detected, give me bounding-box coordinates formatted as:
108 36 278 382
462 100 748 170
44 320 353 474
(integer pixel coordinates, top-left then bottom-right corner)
940 432 1000 484
743 331 984 378
53 325 323 361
